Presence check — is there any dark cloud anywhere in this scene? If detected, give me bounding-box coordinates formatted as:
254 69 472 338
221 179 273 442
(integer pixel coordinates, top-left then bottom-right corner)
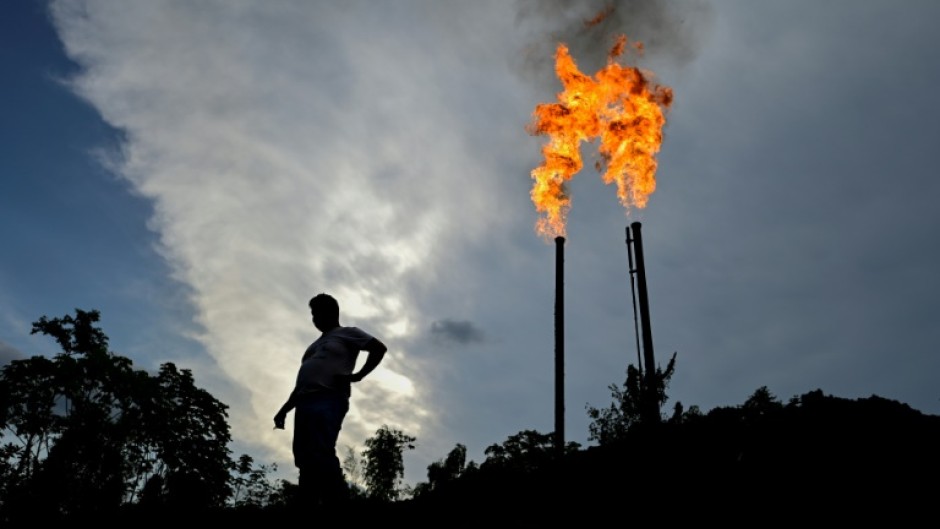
430 319 486 346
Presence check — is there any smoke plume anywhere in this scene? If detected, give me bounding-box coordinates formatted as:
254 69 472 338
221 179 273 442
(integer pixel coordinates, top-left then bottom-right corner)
514 0 713 83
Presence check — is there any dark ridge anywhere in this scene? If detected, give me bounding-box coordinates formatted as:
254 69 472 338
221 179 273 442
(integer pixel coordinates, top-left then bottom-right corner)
396 390 940 525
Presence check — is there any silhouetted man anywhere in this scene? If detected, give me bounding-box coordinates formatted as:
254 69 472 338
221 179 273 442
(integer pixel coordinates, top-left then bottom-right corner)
274 293 387 506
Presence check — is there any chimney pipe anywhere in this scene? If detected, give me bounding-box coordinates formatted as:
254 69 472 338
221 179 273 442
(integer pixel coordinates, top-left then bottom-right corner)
629 222 660 425
554 235 565 456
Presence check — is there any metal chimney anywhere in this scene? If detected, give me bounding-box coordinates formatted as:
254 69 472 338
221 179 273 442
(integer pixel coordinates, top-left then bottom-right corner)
554 235 565 456
628 222 660 425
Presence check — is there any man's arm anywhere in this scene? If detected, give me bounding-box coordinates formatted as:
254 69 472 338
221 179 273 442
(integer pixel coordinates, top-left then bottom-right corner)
273 389 297 429
349 338 387 382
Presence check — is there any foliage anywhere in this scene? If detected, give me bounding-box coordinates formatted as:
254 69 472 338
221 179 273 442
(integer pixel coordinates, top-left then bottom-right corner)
481 429 580 473
585 352 686 445
229 454 278 508
412 443 478 497
742 385 784 418
427 443 468 486
0 309 244 521
361 425 416 502
340 444 368 499
262 478 300 508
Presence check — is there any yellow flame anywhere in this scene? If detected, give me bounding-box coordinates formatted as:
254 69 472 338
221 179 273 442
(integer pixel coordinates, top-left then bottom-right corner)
527 35 672 239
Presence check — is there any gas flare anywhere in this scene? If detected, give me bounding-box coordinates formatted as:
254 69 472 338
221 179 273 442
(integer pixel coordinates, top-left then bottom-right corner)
527 35 672 239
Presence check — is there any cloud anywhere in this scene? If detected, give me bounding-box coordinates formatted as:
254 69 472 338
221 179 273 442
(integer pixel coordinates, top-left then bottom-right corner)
430 319 487 346
47 0 536 480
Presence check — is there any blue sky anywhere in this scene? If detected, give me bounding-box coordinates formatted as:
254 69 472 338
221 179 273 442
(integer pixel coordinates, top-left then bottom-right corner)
4 0 940 488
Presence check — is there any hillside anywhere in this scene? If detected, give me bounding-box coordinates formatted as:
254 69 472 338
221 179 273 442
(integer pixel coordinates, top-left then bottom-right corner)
46 388 940 526
391 389 940 525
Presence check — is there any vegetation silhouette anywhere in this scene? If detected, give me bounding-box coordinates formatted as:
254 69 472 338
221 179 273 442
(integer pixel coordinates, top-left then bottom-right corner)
0 309 271 524
585 350 687 444
402 388 940 525
361 425 415 502
2 309 938 525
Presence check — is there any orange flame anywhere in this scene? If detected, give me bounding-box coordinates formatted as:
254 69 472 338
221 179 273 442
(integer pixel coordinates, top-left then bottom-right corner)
527 35 673 239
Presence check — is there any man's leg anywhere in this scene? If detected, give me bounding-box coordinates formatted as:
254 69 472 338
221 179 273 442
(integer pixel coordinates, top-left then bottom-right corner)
318 391 351 504
296 466 321 505
293 392 350 506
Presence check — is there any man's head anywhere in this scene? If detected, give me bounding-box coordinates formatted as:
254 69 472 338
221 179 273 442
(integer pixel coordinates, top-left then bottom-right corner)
309 293 340 331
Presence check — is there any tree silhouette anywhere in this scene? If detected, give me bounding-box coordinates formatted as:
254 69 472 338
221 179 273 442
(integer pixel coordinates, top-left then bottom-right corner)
412 443 478 498
0 309 241 522
340 444 368 498
0 353 58 511
5 309 141 519
361 425 415 502
144 362 234 509
585 351 682 445
741 385 784 418
481 429 580 473
230 454 278 508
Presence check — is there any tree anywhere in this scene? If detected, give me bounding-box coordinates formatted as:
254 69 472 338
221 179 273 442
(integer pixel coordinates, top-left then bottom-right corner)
361 425 415 502
0 355 59 505
8 309 141 519
144 362 234 509
585 352 681 445
742 386 783 418
0 309 240 521
340 445 368 498
481 430 580 473
428 443 468 486
412 443 477 497
229 454 278 508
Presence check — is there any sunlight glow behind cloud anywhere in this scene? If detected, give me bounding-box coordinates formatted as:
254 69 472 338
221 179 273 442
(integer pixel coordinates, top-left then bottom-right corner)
48 0 517 471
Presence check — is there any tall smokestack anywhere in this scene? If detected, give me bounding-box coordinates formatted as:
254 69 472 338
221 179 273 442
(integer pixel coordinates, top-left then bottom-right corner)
554 235 565 456
629 222 660 425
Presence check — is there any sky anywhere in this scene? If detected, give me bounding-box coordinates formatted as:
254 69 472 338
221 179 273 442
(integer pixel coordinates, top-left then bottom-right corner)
4 0 940 488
